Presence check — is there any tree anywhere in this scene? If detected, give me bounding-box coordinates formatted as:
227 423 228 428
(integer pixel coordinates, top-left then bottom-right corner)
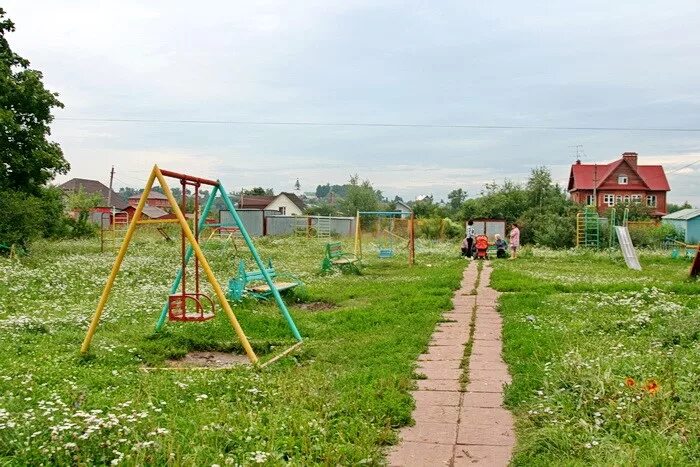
242 187 273 196
0 9 69 194
667 201 692 213
340 174 379 215
447 188 467 211
66 188 101 236
0 9 70 249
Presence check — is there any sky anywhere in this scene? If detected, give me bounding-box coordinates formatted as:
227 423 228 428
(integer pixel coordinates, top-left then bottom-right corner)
4 1 700 204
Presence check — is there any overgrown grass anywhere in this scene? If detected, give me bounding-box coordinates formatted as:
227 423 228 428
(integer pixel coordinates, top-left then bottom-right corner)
0 235 463 465
492 248 700 465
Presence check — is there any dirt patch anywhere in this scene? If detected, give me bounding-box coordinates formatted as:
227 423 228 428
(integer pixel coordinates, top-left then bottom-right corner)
167 351 251 368
297 301 337 312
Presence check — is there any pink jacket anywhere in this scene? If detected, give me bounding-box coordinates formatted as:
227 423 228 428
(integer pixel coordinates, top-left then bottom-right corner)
509 227 520 247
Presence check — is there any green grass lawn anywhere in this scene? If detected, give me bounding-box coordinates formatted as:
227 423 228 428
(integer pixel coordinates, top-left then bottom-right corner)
0 235 464 465
492 248 700 466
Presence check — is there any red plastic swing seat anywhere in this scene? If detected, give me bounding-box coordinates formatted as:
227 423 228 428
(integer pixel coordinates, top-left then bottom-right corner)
168 293 215 322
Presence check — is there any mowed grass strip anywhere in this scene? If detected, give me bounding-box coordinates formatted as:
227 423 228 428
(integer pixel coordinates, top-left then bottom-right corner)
491 249 700 466
0 236 463 465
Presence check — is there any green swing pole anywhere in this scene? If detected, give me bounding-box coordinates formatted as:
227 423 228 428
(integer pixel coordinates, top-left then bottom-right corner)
154 185 220 331
219 182 302 342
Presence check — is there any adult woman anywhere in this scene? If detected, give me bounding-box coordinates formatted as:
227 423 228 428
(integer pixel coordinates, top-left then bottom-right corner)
508 223 520 259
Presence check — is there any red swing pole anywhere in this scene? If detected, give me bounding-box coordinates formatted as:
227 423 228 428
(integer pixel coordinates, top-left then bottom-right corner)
193 183 200 302
180 179 187 318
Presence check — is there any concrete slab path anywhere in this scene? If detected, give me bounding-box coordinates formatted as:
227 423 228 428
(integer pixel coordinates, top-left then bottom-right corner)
388 261 514 466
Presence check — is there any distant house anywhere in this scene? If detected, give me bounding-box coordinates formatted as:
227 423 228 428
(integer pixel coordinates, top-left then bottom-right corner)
662 209 700 244
123 205 169 220
238 192 306 216
568 152 670 216
128 191 169 208
58 178 129 225
58 178 129 210
394 200 413 218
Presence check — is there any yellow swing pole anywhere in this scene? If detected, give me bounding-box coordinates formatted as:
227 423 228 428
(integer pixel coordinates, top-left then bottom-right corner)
81 167 158 354
153 170 258 364
354 210 361 259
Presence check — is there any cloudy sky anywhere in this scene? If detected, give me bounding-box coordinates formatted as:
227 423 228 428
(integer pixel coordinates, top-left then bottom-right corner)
5 1 700 204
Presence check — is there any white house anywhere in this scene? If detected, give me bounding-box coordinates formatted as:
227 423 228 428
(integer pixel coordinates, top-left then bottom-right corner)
238 192 306 216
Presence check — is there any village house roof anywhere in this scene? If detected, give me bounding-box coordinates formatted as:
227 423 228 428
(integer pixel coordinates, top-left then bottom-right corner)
278 192 306 211
568 153 670 192
238 195 276 209
662 208 700 221
58 178 129 209
128 191 168 200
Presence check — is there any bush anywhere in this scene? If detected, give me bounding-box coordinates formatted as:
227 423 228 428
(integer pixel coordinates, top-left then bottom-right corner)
0 190 46 250
628 223 682 248
416 217 463 239
518 209 576 249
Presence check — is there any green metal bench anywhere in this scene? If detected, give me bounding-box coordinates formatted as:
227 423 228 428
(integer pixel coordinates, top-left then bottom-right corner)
321 242 360 273
227 259 302 300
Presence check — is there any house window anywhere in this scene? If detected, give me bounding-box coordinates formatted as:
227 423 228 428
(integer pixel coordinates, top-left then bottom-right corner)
616 195 623 204
623 195 630 203
603 194 615 206
585 194 594 205
618 175 628 185
647 195 657 207
279 206 286 215
631 194 641 203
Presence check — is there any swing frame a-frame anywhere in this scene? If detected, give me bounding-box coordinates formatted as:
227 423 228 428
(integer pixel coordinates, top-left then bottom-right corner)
80 165 302 365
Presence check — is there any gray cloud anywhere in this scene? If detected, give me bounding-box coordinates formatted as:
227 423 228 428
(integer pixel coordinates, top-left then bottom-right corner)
4 0 699 204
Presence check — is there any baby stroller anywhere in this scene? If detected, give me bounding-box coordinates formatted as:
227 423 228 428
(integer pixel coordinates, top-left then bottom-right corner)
474 235 489 259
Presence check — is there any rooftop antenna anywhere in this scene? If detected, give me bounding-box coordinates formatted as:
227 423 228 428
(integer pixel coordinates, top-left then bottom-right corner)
570 144 585 163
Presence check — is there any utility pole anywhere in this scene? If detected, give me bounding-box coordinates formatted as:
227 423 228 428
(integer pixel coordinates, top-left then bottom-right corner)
592 164 598 209
107 165 115 207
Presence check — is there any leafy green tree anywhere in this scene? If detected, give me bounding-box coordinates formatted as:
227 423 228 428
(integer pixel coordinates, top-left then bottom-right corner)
0 8 69 194
242 187 273 196
66 188 101 237
667 201 692 213
0 9 70 249
340 174 379 215
447 188 467 211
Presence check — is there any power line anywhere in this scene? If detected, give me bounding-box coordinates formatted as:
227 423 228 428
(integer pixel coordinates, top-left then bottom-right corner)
55 116 700 132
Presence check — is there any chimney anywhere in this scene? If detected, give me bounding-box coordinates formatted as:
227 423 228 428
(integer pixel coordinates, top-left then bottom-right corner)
575 159 581 165
622 152 638 170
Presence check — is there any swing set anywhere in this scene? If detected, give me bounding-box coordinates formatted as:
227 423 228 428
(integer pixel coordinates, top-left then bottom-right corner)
353 211 415 265
80 165 302 366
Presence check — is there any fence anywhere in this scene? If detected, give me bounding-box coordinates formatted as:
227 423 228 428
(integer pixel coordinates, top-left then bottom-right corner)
218 210 356 237
266 215 356 237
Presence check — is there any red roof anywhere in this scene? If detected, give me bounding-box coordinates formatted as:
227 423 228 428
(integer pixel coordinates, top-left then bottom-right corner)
238 195 275 209
568 157 669 192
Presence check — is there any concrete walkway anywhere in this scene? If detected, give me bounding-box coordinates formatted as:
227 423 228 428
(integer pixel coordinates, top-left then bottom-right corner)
388 261 514 466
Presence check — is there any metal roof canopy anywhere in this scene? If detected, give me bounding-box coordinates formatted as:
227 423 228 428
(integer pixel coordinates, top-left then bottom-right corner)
662 208 700 221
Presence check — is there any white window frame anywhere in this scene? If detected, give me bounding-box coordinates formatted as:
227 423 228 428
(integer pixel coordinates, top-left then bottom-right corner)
279 206 286 215
631 194 641 203
647 195 657 207
618 175 628 185
604 194 615 207
585 194 594 206
616 195 623 204
623 195 630 203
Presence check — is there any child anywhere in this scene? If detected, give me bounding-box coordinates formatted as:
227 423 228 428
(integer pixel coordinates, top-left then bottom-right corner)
509 223 520 259
460 236 470 257
494 234 508 258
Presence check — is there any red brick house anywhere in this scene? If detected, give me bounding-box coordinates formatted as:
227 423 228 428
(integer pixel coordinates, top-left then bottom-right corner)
128 190 170 208
568 152 670 216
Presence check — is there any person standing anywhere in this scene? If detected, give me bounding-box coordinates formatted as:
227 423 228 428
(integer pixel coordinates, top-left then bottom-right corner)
508 223 520 259
465 219 476 258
